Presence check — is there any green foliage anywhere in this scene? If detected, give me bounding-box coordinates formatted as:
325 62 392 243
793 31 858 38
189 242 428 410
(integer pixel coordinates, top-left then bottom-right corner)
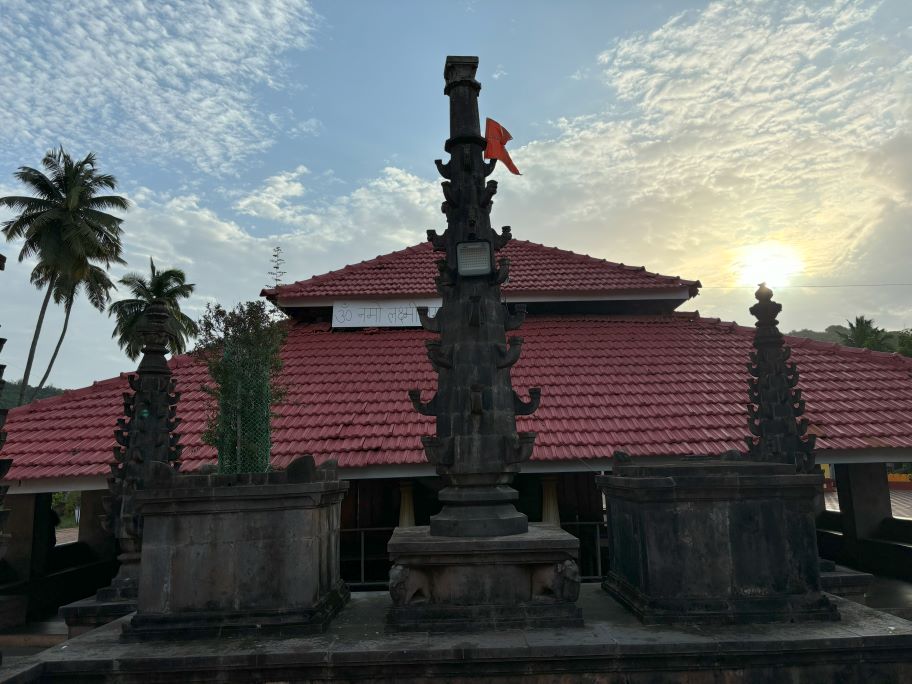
896 330 912 358
836 316 891 351
108 257 198 360
790 319 912 356
194 302 287 474
0 379 64 409
51 491 80 528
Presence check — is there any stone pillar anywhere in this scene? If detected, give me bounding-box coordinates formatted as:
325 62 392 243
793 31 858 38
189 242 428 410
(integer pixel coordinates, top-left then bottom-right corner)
78 490 114 558
835 462 892 542
541 476 560 525
387 57 582 631
29 493 54 576
398 481 415 528
3 494 37 580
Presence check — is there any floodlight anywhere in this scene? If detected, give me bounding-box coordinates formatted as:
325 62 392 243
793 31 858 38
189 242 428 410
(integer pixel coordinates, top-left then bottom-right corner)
456 241 493 277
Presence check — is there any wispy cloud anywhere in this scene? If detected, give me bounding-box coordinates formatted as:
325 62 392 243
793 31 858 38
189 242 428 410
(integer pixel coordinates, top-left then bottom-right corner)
234 166 440 245
0 0 317 175
492 65 508 80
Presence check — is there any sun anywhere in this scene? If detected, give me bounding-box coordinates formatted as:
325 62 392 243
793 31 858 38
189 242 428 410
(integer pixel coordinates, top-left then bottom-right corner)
734 243 804 288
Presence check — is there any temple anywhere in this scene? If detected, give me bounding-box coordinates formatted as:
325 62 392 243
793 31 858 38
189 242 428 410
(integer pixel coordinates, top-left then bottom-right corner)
0 59 911 637
1 53 911 682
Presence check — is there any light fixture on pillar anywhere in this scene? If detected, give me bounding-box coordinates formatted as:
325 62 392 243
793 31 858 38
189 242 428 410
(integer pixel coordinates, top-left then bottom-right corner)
455 240 492 277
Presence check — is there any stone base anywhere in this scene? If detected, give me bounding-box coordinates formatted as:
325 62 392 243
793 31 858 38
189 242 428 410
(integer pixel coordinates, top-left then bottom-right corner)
820 563 874 604
130 461 350 640
0 594 27 630
598 460 839 625
59 596 136 639
603 572 837 625
6 586 912 683
387 523 583 631
123 580 350 640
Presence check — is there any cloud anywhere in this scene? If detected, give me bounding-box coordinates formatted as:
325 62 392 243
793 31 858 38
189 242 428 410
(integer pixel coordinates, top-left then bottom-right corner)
486 0 912 331
290 117 324 138
234 166 440 245
0 0 318 175
492 65 508 80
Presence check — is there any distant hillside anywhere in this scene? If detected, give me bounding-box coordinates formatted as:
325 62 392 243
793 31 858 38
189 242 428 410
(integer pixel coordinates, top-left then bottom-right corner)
788 325 910 355
0 380 66 409
787 325 849 344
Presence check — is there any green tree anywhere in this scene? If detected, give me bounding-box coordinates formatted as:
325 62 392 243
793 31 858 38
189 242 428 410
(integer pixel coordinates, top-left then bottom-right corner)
896 329 912 357
194 302 287 473
108 258 198 360
1 148 128 405
836 316 890 352
28 259 115 402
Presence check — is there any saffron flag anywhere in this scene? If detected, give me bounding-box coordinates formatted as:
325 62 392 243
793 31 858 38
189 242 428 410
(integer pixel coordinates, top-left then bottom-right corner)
484 117 521 175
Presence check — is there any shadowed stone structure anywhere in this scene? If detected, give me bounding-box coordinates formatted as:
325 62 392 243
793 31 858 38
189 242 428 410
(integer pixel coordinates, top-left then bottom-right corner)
124 456 349 639
747 282 816 472
61 299 182 636
101 299 183 601
598 285 837 624
0 252 25 640
387 57 582 630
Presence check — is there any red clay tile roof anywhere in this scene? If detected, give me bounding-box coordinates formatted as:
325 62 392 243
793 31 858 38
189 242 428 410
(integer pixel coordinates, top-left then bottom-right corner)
262 240 700 302
5 314 912 483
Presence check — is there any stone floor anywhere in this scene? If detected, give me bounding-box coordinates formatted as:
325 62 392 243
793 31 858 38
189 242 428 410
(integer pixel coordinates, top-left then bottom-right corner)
54 527 78 546
825 489 912 518
3 585 911 683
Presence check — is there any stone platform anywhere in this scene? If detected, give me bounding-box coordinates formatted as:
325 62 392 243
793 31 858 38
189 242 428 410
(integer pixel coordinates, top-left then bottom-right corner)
3 585 911 682
387 523 582 631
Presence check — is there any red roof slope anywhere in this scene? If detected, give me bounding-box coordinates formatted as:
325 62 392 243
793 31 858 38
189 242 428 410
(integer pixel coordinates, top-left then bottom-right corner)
5 315 912 482
263 240 700 302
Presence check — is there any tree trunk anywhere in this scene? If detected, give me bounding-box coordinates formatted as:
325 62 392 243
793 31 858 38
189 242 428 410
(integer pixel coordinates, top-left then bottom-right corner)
29 300 72 403
17 275 57 406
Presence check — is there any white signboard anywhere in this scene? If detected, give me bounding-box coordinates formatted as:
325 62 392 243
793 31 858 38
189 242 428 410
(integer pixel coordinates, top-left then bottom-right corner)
332 299 442 328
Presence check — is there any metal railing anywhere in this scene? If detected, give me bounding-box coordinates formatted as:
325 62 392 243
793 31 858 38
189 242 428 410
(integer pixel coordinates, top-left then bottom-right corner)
339 521 609 589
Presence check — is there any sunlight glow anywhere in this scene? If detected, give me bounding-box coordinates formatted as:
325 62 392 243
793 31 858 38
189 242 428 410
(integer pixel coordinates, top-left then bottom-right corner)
734 243 804 288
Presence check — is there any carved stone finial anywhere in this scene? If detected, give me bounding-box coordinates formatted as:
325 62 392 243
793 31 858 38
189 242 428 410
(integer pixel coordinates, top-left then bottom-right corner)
746 283 816 473
101 299 183 601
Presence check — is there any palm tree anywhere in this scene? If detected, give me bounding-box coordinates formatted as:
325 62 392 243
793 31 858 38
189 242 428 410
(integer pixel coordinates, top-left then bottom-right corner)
27 259 116 402
837 316 890 351
1 147 128 405
109 258 198 360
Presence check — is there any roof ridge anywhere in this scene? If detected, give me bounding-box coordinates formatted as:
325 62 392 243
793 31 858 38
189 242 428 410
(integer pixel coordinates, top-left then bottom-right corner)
8 375 127 417
262 242 431 299
515 239 699 287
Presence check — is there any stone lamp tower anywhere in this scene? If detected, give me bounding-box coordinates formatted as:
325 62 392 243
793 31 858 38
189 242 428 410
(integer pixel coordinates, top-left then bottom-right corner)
388 57 582 631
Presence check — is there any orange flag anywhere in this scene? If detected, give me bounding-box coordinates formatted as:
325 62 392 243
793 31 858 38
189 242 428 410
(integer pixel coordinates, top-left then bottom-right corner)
484 118 521 175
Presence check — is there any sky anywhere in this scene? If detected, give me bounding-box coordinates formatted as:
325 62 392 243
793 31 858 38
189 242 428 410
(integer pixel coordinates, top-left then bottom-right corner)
0 0 910 389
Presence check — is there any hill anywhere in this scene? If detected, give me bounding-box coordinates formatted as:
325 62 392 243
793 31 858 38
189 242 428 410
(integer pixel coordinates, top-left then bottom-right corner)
0 380 66 409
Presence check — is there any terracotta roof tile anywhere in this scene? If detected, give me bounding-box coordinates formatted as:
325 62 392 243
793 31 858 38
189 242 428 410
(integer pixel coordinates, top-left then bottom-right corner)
4 314 912 482
263 240 700 302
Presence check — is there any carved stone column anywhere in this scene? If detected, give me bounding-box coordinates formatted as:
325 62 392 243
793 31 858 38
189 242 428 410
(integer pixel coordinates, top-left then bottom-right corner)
98 300 182 601
388 57 581 631
746 283 816 472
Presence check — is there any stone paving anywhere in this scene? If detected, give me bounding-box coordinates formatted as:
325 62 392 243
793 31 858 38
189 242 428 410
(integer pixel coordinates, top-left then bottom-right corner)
3 584 911 683
824 489 912 518
54 527 78 545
